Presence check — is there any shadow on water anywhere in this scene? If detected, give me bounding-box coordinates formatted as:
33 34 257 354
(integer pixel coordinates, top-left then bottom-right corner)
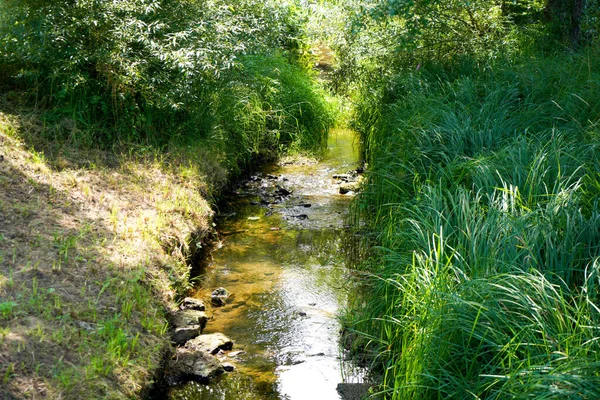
168 129 366 400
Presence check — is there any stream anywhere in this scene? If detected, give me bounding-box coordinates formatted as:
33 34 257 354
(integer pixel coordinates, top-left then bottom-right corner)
167 128 365 399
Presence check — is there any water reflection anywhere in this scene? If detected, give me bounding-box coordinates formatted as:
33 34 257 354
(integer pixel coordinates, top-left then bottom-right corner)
168 129 363 399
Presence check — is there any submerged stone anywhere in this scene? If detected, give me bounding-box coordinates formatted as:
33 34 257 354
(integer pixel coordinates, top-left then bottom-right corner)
337 383 371 400
211 287 230 306
228 350 245 358
276 184 292 196
222 362 236 372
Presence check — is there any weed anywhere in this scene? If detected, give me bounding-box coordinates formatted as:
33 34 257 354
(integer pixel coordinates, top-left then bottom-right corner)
30 149 46 165
109 206 119 234
52 260 62 273
30 325 48 343
0 301 17 320
120 300 133 321
3 363 15 384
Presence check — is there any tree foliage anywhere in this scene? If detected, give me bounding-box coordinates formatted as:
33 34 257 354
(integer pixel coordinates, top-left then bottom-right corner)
0 0 325 153
326 0 600 91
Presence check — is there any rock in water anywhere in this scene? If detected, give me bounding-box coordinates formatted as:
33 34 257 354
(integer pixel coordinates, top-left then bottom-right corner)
211 287 230 306
339 181 361 194
186 333 233 355
332 173 352 181
276 184 292 196
165 347 224 386
222 362 235 372
181 297 206 311
172 326 202 345
167 309 209 332
337 383 371 400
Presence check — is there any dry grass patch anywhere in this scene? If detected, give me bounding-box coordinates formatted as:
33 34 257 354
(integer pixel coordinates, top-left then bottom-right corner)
0 108 221 399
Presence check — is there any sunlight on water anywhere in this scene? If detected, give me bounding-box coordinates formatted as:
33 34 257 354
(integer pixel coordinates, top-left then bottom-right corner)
168 129 364 399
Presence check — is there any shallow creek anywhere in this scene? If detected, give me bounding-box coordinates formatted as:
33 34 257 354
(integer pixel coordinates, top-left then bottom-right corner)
168 128 364 399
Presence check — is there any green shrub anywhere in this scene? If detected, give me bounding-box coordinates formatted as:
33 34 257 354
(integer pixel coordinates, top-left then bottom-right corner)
0 0 332 174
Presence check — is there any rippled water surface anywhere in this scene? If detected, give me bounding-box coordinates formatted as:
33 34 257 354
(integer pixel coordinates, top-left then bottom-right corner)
168 129 364 399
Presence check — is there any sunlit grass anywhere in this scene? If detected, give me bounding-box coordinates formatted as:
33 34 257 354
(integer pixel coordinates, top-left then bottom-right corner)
345 52 600 398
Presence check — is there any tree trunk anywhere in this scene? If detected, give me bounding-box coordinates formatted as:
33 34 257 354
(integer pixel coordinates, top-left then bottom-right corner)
545 0 586 46
570 0 584 46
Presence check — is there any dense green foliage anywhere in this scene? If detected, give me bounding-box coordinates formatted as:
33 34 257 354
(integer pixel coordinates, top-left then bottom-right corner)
0 0 332 176
325 0 600 91
0 2 334 398
349 55 600 397
329 0 600 398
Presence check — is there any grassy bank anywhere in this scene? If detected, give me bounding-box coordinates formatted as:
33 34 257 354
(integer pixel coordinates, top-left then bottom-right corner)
0 1 334 398
0 71 331 399
344 50 600 398
0 105 210 398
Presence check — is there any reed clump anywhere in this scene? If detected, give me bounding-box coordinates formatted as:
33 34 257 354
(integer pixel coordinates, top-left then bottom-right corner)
345 51 600 398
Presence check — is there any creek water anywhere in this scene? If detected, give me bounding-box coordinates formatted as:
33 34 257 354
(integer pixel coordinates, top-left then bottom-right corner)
167 128 364 400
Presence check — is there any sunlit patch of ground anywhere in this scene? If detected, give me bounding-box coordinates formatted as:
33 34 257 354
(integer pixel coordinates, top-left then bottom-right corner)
0 107 218 399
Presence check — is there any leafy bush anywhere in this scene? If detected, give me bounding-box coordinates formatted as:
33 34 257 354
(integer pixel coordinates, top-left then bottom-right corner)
200 54 332 175
0 0 329 167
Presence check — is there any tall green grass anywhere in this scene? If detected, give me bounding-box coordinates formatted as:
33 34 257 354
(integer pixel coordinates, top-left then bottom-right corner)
204 54 332 176
346 51 600 398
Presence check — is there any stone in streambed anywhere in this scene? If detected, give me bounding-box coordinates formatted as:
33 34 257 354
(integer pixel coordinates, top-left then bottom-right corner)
339 181 361 194
181 297 206 311
222 362 236 372
333 173 352 182
172 326 202 345
276 184 292 196
186 333 233 355
165 347 224 386
167 309 208 331
337 383 371 400
228 350 245 358
338 174 363 194
211 287 230 306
